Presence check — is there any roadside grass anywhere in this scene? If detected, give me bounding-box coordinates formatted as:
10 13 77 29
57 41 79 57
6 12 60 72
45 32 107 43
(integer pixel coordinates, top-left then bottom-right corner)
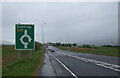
56 46 119 57
2 42 44 76
0 45 2 77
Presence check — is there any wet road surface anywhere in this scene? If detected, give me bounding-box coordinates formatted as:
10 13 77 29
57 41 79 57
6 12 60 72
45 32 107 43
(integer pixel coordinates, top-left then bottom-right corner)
39 47 120 77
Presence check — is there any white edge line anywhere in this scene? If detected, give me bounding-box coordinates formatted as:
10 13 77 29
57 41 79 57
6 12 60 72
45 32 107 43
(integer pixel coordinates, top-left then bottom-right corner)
51 54 78 78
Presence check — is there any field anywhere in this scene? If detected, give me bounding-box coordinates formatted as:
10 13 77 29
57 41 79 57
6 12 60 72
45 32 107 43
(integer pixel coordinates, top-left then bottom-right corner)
57 46 119 57
2 42 44 76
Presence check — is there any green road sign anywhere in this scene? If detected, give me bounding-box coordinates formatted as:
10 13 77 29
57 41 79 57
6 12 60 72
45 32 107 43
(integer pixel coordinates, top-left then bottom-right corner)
15 24 34 50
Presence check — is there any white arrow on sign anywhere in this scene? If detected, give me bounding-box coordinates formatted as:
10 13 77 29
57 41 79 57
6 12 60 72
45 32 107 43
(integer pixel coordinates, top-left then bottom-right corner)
20 30 32 48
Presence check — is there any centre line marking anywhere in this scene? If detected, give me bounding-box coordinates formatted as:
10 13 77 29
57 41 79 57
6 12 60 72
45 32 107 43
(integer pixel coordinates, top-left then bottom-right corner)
56 51 120 72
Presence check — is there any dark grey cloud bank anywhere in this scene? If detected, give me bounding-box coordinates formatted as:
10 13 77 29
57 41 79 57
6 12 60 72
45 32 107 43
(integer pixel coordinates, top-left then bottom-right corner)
2 2 118 46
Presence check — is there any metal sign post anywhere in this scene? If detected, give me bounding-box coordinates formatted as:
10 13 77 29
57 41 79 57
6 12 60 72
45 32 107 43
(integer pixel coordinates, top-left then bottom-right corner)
29 50 32 60
18 50 21 60
15 23 34 60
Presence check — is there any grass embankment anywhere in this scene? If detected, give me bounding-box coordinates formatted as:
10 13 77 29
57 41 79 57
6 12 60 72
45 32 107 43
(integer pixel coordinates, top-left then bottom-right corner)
2 42 44 76
57 46 119 57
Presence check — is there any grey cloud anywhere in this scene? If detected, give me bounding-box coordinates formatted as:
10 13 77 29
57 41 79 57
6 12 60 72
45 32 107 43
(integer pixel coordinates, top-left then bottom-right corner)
2 2 118 46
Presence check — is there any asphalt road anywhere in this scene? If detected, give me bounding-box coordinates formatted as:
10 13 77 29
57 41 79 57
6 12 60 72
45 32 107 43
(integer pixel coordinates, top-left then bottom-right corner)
39 47 120 77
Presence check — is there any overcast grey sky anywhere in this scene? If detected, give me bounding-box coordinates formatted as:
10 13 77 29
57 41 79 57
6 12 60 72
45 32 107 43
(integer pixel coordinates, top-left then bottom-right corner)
2 2 118 45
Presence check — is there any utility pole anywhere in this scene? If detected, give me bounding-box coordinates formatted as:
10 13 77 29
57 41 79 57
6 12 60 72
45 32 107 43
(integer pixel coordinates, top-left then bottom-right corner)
67 32 70 50
42 22 46 52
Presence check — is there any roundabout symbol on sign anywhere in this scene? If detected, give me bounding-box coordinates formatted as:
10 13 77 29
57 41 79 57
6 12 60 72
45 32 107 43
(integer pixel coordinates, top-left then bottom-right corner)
20 30 32 48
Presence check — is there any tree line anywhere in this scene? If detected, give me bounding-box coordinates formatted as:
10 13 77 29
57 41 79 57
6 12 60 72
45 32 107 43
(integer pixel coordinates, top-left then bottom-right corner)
47 42 77 47
46 42 119 48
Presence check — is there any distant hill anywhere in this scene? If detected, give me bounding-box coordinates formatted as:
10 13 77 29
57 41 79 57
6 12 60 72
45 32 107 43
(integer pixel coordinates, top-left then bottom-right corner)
1 41 14 45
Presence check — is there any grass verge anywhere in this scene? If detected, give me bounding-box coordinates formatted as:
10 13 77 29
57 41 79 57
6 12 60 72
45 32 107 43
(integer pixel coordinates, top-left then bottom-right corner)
2 42 44 76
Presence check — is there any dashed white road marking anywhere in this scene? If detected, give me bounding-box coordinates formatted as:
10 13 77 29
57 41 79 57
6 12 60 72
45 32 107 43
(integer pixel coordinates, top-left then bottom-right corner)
51 53 78 78
56 51 120 72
